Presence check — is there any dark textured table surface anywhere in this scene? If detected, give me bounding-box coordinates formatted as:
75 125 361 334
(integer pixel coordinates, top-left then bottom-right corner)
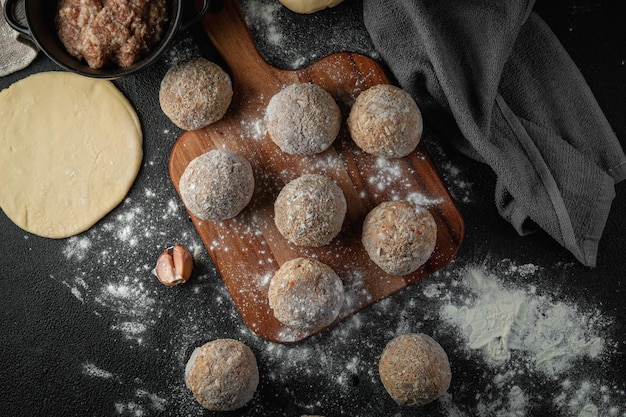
1 1 625 416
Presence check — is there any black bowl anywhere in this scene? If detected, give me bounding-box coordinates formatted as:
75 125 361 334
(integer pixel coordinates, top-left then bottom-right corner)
3 0 209 79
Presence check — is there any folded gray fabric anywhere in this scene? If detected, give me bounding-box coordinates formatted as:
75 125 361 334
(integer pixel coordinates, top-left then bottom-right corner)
363 0 626 266
1 0 38 77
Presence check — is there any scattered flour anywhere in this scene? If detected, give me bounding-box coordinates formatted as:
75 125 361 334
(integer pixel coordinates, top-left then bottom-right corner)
365 156 444 205
243 1 284 49
474 385 529 417
423 136 475 204
63 236 92 261
55 190 215 416
82 361 115 379
241 0 379 70
422 262 623 417
369 156 403 191
44 10 620 414
240 116 267 141
162 35 203 66
554 379 626 417
115 389 168 417
439 268 604 375
59 193 205 346
55 193 624 417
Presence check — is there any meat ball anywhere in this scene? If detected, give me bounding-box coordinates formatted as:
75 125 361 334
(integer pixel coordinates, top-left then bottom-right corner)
347 84 423 158
159 58 233 130
265 83 341 155
179 149 254 222
362 200 437 275
185 339 259 411
379 333 451 406
274 174 346 247
268 257 345 330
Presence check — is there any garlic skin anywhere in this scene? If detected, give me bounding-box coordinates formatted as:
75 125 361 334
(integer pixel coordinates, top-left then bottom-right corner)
153 244 193 286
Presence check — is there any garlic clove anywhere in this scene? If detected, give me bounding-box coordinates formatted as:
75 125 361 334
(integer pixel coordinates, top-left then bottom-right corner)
153 250 177 286
173 243 193 282
153 244 193 286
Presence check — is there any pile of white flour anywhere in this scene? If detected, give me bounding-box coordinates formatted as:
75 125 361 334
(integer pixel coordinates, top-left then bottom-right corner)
423 263 621 417
440 267 604 375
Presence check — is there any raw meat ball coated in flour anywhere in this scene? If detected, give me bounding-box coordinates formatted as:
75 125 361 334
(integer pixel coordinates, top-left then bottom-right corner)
268 257 345 330
185 339 259 411
178 149 254 222
265 83 341 155
159 58 233 130
362 200 437 275
274 174 347 247
379 333 451 406
347 84 423 158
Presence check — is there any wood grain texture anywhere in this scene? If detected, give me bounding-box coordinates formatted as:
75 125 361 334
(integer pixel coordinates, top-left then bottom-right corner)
169 0 464 343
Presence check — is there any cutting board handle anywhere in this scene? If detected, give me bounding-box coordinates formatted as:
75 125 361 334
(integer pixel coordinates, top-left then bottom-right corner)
202 0 288 89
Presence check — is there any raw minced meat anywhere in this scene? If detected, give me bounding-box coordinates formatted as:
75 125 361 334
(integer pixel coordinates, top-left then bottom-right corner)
56 0 168 69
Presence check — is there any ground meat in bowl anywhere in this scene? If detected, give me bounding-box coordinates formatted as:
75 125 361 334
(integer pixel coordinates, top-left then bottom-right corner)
56 0 168 69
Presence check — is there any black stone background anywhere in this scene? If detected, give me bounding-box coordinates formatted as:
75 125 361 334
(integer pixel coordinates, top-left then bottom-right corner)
1 0 624 416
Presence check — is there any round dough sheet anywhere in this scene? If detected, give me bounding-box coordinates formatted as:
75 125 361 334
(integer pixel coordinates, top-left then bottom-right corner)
0 72 143 238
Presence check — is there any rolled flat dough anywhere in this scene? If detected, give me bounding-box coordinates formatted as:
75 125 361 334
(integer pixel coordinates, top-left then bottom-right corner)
0 72 143 238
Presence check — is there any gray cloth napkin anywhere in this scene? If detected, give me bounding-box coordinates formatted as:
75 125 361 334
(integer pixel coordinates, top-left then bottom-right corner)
1 0 38 77
363 0 626 267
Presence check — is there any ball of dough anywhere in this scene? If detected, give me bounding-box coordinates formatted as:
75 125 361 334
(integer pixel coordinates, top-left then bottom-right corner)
268 257 345 330
159 58 233 130
179 149 254 222
265 83 341 155
362 200 436 275
274 174 346 247
185 339 259 411
279 0 344 14
379 333 451 406
347 84 423 158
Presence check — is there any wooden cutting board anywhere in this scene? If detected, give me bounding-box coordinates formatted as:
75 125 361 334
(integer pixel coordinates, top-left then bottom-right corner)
169 0 464 343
